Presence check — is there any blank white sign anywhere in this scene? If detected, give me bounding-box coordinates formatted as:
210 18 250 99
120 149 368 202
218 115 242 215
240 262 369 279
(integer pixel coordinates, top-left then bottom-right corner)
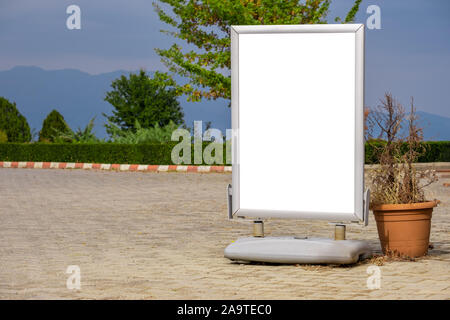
231 25 364 221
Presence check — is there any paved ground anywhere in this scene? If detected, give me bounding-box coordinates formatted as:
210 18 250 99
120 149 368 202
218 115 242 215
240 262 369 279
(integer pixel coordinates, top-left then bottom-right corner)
0 168 448 299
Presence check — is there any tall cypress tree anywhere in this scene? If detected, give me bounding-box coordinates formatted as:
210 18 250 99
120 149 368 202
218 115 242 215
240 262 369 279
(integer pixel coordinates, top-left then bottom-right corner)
39 109 72 142
0 97 31 142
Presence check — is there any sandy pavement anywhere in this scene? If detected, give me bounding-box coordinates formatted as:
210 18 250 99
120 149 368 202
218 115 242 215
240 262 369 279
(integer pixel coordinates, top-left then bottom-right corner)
0 168 448 299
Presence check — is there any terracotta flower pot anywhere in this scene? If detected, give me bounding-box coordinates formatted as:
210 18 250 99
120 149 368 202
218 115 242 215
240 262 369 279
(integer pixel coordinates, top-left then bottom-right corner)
372 201 437 258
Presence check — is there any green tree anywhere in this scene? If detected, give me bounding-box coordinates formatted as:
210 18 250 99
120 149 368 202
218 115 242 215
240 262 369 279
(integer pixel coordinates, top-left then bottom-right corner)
154 0 362 102
104 70 184 135
53 117 102 144
0 97 31 142
39 109 72 142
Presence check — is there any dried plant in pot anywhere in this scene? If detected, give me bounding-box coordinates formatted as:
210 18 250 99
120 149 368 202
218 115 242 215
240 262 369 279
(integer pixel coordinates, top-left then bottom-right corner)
366 93 439 258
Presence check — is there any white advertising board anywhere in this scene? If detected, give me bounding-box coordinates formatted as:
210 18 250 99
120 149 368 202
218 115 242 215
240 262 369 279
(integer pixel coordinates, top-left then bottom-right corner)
231 24 365 222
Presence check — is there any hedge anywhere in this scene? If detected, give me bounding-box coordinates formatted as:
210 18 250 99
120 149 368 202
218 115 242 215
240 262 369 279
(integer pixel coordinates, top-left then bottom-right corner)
0 142 228 165
0 141 449 165
417 141 450 163
365 141 450 164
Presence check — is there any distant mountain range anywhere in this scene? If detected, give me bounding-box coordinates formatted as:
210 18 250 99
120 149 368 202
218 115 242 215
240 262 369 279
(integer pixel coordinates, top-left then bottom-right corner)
0 66 230 138
413 111 450 141
368 110 450 141
0 66 449 140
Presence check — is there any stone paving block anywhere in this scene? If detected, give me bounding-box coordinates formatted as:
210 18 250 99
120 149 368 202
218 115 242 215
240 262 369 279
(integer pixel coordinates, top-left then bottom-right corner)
0 168 448 299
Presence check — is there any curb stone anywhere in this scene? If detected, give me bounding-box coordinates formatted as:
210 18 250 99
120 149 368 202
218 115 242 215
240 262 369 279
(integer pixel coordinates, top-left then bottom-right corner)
0 161 232 173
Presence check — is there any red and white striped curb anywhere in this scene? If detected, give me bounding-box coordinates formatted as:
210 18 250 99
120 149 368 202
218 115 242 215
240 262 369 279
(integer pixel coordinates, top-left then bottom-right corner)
0 161 232 173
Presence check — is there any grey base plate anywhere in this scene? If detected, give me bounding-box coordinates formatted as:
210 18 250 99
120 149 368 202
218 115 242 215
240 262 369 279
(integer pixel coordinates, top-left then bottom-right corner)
224 237 372 264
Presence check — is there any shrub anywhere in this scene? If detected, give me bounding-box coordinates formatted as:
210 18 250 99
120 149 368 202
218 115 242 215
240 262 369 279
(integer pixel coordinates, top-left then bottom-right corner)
39 110 72 142
53 117 102 144
0 97 31 142
108 120 180 144
367 93 438 205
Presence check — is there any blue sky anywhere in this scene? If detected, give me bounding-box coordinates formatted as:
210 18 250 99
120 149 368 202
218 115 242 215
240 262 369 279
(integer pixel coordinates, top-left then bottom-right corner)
0 0 449 117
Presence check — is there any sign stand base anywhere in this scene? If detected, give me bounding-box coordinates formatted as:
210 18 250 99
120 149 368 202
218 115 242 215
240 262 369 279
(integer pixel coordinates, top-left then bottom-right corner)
224 236 372 265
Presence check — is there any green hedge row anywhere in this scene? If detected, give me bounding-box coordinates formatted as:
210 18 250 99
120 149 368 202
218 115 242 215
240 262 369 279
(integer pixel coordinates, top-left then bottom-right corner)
0 142 230 165
0 142 449 165
0 142 228 165
365 141 450 164
0 143 180 164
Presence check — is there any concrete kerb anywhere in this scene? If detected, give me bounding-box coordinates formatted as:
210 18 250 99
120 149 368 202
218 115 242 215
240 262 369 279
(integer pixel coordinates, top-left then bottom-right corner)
1 161 449 173
0 161 232 173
